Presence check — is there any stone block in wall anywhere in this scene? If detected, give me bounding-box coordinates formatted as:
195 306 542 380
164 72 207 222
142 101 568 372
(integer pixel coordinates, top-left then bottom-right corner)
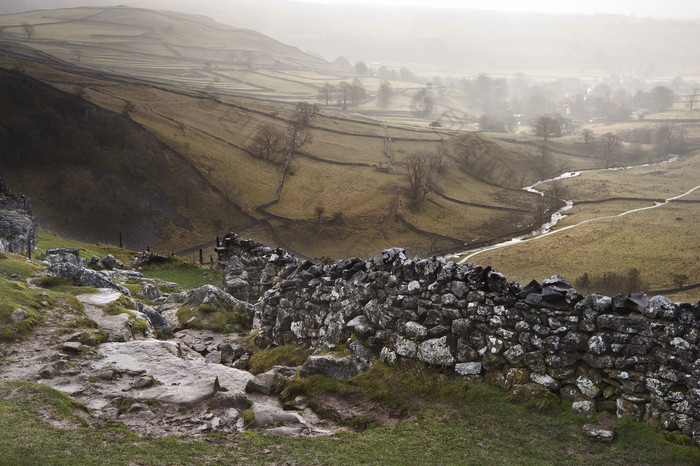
503 344 524 365
560 384 583 400
403 321 428 340
531 372 559 390
455 362 482 376
547 366 575 381
391 334 417 358
428 325 450 338
617 396 646 420
299 354 367 380
571 399 597 416
484 371 507 388
510 383 551 400
346 315 375 339
380 347 397 365
561 332 588 352
482 353 506 372
456 340 479 363
523 351 545 373
597 314 647 334
576 376 602 399
417 336 455 366
504 367 529 389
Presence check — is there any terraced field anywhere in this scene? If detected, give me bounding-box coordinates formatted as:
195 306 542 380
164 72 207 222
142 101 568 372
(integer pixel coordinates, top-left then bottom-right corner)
1 6 698 298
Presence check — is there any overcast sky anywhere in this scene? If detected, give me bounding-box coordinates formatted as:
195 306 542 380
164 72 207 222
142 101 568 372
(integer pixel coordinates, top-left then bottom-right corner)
295 0 700 18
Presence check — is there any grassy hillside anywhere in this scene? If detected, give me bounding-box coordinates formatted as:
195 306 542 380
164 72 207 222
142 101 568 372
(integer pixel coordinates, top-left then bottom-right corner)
0 6 337 95
460 136 700 301
0 65 251 251
0 37 550 259
1 6 697 300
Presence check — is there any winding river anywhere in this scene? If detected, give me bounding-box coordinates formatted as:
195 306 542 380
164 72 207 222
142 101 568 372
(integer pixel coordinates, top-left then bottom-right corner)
442 154 698 264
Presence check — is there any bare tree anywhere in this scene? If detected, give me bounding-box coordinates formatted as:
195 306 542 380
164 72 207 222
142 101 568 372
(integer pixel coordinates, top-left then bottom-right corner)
410 88 433 117
336 81 351 108
404 153 430 200
349 79 366 106
688 87 699 111
581 128 594 144
533 116 562 141
377 80 393 109
404 151 442 200
600 132 620 168
546 181 569 211
21 22 35 39
293 102 319 128
286 123 312 154
655 124 687 156
250 124 284 161
318 83 335 106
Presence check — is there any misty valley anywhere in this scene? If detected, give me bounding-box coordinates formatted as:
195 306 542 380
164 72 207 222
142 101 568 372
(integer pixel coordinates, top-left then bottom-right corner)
0 3 699 464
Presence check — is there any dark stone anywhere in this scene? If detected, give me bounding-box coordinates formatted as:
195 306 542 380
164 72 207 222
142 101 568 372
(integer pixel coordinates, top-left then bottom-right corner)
299 355 368 380
47 262 131 296
561 332 588 352
101 254 124 270
597 314 646 334
518 280 542 298
523 351 546 373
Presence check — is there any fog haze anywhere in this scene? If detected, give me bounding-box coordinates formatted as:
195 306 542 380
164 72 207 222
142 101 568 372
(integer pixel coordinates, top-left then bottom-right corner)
3 0 700 75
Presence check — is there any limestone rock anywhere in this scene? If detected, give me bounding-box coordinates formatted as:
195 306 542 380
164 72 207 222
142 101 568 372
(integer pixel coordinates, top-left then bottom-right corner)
10 308 29 322
139 282 160 301
101 254 125 270
417 336 455 366
47 262 131 296
138 302 171 338
246 367 296 395
62 342 83 354
299 354 367 380
45 248 80 265
157 377 220 408
571 399 597 416
455 362 482 376
582 424 615 442
221 255 250 301
0 184 37 255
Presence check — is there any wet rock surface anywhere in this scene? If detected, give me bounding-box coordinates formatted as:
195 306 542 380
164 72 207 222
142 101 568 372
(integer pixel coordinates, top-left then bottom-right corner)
0 283 342 439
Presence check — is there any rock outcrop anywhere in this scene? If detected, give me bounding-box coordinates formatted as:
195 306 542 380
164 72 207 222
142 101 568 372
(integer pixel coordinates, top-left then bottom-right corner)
47 262 131 296
0 179 37 254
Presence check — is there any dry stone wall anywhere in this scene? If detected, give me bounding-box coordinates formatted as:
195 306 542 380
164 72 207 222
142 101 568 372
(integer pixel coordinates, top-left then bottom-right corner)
218 232 700 444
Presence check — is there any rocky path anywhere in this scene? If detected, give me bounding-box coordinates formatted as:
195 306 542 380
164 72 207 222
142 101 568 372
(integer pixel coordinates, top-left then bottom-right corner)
0 287 341 439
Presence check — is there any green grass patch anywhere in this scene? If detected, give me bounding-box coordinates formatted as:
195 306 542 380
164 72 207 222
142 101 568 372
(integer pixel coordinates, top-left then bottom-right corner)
0 277 44 341
140 259 221 290
0 252 44 279
38 230 134 265
32 275 99 295
175 303 247 333
248 344 310 375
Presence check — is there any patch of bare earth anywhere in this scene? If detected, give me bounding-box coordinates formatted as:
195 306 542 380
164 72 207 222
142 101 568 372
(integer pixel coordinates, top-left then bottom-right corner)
314 393 406 427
